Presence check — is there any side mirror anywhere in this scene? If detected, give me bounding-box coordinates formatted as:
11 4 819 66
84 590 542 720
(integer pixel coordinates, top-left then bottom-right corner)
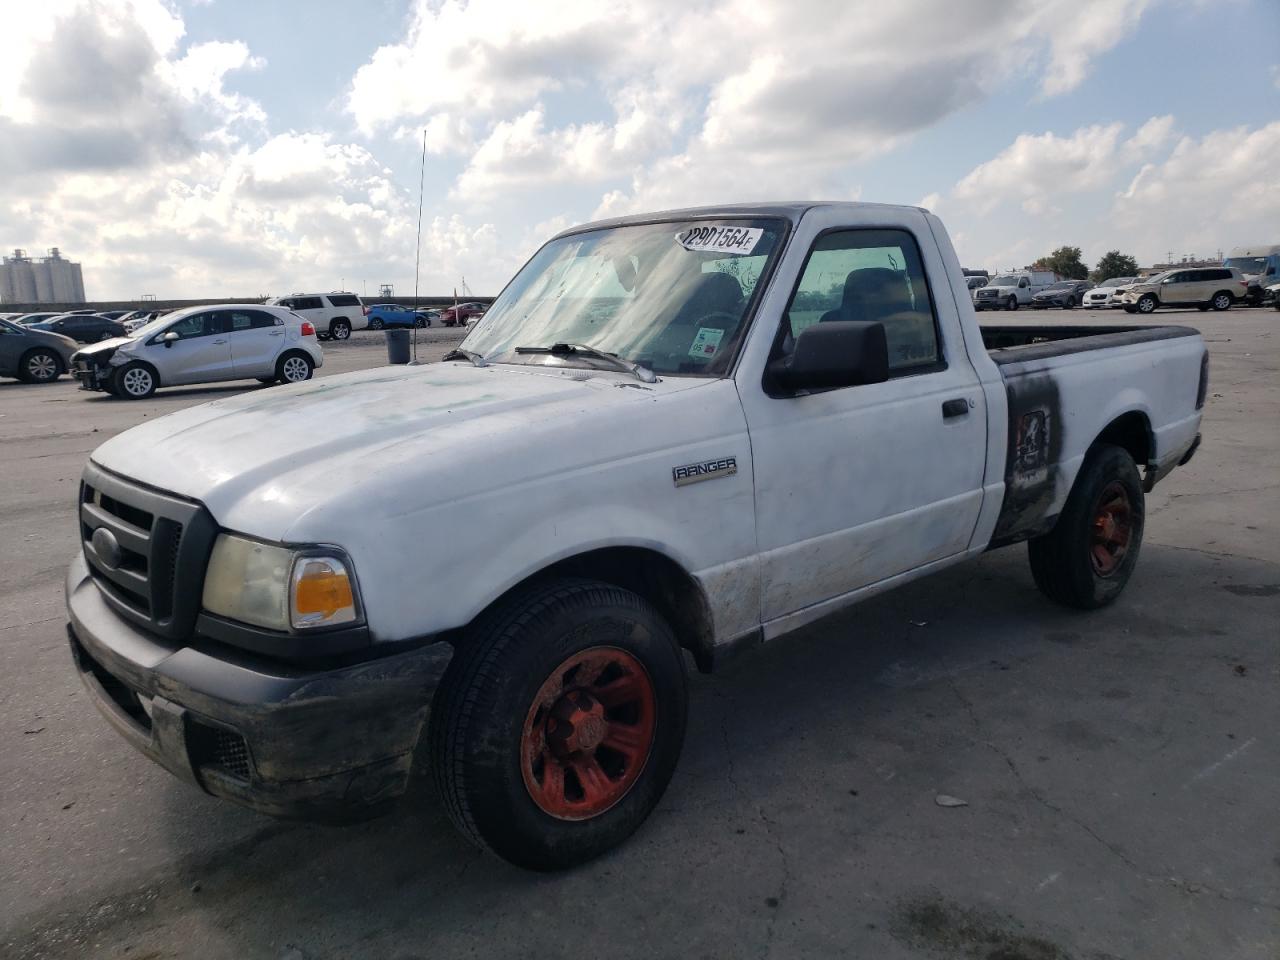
162 331 179 348
768 321 889 393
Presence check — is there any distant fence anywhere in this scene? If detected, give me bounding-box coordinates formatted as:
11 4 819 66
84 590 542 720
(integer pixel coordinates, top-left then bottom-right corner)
1 295 495 314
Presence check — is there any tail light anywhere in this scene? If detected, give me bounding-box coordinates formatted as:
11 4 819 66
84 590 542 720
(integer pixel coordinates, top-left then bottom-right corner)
301 322 316 337
1196 351 1209 410
362 305 369 315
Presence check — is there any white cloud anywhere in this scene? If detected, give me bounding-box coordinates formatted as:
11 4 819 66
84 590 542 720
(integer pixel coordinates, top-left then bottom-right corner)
352 0 1165 215
927 117 1280 271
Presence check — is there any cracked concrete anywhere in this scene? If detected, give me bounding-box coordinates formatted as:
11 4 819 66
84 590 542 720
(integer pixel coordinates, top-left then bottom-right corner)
1 310 1277 959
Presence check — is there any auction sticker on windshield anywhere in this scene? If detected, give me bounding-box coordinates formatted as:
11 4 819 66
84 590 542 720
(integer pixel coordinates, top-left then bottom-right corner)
689 327 725 358
675 225 762 255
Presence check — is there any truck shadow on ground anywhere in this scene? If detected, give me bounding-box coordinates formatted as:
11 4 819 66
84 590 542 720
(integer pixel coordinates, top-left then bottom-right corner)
7 543 1277 959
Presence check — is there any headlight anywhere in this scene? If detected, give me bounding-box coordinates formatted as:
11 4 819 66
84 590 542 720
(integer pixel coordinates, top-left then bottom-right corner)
202 534 361 632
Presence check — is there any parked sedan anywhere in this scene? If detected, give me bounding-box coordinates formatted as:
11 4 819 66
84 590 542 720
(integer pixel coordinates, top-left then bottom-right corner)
0 317 79 383
1083 277 1137 309
13 312 62 326
70 304 323 399
31 313 126 343
439 302 486 326
1030 280 1091 309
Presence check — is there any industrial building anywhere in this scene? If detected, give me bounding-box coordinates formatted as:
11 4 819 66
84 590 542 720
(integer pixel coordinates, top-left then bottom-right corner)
0 248 86 304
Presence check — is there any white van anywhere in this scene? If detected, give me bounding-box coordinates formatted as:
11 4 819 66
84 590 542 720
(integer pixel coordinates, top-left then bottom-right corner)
972 270 1055 311
266 292 367 341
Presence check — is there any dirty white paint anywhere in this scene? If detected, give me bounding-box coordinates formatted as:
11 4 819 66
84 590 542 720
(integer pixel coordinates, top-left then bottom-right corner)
86 203 1206 650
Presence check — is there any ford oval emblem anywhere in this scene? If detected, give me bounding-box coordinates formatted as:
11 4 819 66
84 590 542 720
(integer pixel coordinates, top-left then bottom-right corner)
91 527 123 570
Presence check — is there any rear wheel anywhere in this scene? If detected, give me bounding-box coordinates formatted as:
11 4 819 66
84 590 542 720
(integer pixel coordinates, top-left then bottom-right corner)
1211 292 1232 312
330 319 351 341
276 351 314 384
429 578 687 870
20 348 62 383
369 318 384 330
1028 444 1144 609
113 362 157 399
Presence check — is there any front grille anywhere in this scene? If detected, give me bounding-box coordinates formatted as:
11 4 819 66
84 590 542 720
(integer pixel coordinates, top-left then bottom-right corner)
977 289 996 298
188 720 252 782
79 462 216 640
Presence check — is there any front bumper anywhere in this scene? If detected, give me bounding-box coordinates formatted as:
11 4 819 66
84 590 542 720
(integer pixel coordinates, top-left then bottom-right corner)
66 554 452 821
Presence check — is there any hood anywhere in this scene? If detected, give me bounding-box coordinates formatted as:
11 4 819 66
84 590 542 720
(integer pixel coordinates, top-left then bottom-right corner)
74 336 134 356
27 328 79 354
89 360 710 540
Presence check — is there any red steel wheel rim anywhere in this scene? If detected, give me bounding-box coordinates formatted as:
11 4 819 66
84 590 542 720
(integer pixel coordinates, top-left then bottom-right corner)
1090 481 1133 577
520 646 657 821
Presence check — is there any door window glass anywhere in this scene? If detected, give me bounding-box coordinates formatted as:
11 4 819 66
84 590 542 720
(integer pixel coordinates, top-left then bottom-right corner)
165 312 220 340
783 228 941 374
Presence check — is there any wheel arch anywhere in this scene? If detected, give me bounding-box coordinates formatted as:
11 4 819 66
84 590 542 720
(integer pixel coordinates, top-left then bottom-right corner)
462 546 717 674
1091 409 1154 467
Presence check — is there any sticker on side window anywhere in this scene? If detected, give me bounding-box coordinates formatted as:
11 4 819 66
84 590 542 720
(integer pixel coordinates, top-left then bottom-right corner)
688 327 725 359
675 225 762 256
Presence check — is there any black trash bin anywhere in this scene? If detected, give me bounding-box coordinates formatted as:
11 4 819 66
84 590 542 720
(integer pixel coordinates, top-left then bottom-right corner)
385 328 411 364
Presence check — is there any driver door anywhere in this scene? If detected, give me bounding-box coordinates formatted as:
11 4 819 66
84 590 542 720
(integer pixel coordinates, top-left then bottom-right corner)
144 311 232 384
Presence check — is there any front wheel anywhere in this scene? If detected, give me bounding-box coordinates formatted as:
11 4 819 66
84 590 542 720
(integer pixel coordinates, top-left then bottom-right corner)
276 352 314 384
429 579 687 871
1137 294 1157 314
1211 292 1232 312
20 348 63 383
1028 444 1145 609
1007 295 1019 311
113 362 157 399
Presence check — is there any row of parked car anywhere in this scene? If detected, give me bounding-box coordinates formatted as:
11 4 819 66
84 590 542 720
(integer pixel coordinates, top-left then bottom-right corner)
968 267 1264 315
0 293 488 395
264 293 485 340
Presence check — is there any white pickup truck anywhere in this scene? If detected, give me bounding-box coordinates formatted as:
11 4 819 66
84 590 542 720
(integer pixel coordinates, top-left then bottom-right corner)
66 203 1206 870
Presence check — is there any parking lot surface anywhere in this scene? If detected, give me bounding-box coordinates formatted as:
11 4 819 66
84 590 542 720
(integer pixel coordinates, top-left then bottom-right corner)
1 311 1276 959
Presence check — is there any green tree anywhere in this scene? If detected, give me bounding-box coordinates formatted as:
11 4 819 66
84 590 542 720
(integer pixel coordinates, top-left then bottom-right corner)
1030 246 1089 280
1091 250 1140 283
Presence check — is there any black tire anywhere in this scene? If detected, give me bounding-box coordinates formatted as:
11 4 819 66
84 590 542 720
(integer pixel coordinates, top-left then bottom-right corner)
369 318 384 330
429 578 687 871
1123 305 1138 314
1137 294 1158 314
275 351 314 384
1028 444 1145 610
19 348 63 383
1006 295 1019 311
330 319 351 341
1197 305 1209 312
112 362 157 399
1065 297 1076 309
1210 292 1232 312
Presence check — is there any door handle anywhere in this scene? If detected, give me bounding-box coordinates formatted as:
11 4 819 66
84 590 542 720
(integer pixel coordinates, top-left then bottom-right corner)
942 398 970 419
211 339 228 344
269 330 284 336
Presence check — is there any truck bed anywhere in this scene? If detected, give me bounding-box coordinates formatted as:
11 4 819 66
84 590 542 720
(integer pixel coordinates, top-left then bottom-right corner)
981 324 1200 363
981 323 1205 548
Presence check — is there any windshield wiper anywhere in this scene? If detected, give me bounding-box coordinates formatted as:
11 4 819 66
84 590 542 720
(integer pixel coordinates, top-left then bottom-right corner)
442 347 488 367
514 342 657 383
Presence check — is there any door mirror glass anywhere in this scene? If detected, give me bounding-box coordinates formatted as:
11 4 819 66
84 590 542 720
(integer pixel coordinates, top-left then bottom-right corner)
768 321 889 392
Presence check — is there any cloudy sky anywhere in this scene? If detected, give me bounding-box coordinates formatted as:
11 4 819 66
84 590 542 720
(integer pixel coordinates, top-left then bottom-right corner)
1 0 1277 300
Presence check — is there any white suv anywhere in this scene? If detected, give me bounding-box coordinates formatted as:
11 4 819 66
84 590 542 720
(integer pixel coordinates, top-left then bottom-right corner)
266 292 366 341
69 304 324 399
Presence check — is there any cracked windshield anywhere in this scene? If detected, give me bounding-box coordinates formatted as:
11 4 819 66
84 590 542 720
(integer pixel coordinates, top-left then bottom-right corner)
461 219 783 376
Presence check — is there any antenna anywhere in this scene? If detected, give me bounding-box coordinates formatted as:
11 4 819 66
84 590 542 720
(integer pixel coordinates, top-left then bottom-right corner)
409 126 427 365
